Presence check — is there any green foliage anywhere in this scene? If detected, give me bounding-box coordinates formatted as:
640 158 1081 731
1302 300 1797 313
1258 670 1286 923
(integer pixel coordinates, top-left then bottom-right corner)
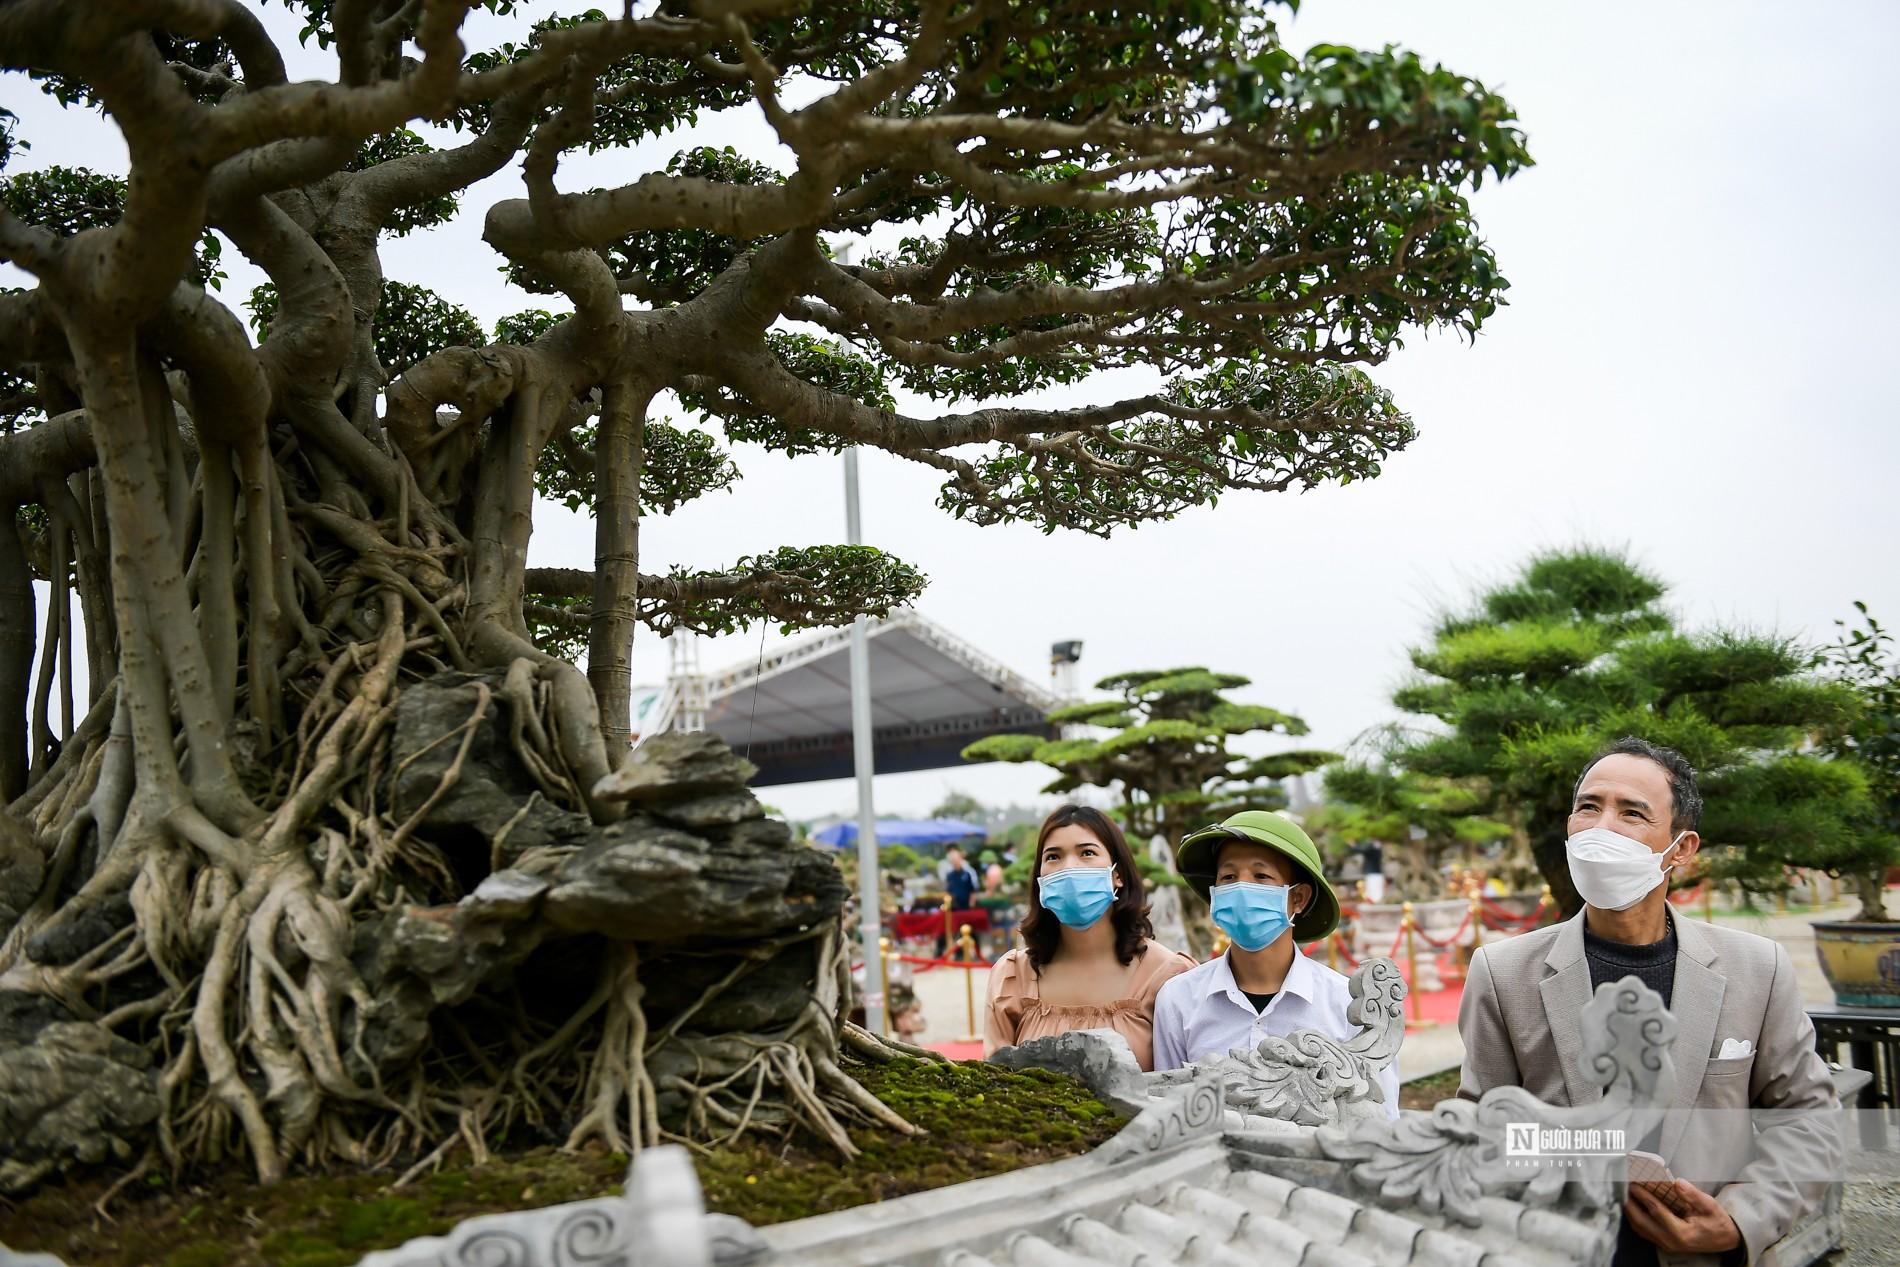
1305 764 1512 899
0 107 22 172
930 791 987 821
2 165 224 288
248 280 482 375
1383 548 1870 912
964 665 1335 850
1812 603 1900 918
643 546 925 637
691 333 898 458
534 420 740 517
493 309 562 345
878 844 926 876
937 360 1414 535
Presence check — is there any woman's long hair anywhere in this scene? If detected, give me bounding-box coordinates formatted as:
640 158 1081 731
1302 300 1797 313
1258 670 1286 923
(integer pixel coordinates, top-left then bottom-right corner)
1018 804 1153 971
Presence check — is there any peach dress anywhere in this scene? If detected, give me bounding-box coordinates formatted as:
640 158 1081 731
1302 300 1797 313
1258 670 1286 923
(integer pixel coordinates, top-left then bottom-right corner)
983 939 1197 1072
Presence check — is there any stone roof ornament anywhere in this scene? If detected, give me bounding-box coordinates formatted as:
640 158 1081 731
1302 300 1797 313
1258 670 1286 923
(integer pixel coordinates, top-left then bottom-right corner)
1315 974 1679 1226
1097 1064 1229 1163
1144 955 1407 1127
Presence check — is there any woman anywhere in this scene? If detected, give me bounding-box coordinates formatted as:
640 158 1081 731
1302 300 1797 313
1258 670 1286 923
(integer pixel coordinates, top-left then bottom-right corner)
984 804 1196 1071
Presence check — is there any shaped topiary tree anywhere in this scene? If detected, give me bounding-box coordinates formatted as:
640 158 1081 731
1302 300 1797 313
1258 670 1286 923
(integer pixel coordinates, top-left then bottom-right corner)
1385 549 1864 916
963 668 1338 852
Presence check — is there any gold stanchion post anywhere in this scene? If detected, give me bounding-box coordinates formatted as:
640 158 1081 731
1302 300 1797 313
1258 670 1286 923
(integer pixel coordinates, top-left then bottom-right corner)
942 893 953 949
1402 901 1423 1025
1468 883 1484 951
1326 930 1340 972
958 924 980 1041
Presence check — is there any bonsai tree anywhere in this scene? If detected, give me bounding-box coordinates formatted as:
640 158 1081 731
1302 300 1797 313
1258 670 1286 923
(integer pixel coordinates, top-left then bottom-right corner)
1386 549 1862 915
0 0 1526 1188
962 668 1338 853
1811 603 1900 920
1303 764 1515 900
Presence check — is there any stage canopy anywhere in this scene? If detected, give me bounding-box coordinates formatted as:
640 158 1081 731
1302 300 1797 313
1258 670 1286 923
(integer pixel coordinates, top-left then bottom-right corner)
637 609 1060 787
811 818 985 849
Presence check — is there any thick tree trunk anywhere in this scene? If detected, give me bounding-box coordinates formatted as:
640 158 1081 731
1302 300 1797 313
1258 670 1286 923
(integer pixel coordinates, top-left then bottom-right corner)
1532 815 1583 919
589 379 649 754
0 514 35 801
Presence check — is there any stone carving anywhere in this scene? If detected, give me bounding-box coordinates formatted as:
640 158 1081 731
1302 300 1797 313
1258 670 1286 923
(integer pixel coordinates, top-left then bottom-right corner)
1144 956 1407 1128
1316 975 1678 1225
355 1145 766 1267
1098 1065 1229 1163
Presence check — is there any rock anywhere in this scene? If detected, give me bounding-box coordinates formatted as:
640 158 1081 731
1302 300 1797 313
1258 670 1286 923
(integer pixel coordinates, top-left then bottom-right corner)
652 789 765 831
385 673 596 871
25 888 131 967
0 1021 160 1194
0 812 42 937
643 940 822 1033
542 823 844 943
593 732 757 806
0 992 73 1046
351 872 553 1075
989 1029 1150 1115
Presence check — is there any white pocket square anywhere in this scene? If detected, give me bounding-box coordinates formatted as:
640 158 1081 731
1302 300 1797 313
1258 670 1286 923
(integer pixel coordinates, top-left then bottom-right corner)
1717 1038 1753 1060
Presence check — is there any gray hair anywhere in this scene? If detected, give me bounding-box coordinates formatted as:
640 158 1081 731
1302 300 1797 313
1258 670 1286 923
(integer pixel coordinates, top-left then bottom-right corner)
1573 737 1703 833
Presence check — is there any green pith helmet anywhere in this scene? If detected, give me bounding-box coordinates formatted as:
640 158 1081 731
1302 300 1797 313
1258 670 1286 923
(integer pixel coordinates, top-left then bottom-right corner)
1176 810 1340 942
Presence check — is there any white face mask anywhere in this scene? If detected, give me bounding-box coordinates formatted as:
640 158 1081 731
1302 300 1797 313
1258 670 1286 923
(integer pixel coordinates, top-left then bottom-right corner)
1565 826 1685 911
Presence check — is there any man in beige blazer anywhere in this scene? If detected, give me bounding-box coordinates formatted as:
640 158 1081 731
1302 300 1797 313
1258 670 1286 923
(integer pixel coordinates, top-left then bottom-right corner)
1459 738 1839 1267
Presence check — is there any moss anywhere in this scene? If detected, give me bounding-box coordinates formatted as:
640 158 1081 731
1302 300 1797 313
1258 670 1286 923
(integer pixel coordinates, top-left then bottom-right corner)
1399 1067 1464 1110
0 1057 1120 1266
163 1246 229 1267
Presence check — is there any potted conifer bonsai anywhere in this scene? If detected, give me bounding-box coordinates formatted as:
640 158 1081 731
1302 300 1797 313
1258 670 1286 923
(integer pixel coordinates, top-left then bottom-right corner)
1808 603 1900 1007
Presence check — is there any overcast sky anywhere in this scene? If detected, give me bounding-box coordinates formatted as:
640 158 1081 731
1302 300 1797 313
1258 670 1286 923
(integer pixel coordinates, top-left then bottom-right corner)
6 2 1897 823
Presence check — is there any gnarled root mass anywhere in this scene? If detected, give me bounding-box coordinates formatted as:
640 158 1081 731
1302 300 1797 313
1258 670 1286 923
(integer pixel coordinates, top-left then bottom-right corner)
0 635 913 1193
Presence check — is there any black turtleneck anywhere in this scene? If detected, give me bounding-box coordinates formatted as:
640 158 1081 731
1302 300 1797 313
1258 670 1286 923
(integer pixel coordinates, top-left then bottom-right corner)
1583 909 1677 1008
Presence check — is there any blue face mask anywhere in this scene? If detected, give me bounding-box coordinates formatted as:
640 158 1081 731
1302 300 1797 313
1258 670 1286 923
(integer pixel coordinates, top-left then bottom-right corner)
1038 866 1117 930
1210 881 1293 952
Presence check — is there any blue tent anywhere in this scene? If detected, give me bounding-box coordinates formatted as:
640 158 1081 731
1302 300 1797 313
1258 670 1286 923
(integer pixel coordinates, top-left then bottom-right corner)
812 818 986 849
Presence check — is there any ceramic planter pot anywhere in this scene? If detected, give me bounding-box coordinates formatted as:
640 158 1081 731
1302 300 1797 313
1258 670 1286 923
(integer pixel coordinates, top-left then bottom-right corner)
1812 920 1900 1007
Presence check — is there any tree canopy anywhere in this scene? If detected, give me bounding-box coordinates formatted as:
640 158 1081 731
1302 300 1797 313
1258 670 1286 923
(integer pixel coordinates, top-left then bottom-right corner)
0 0 1526 1189
1382 548 1865 914
1302 763 1515 900
963 666 1337 850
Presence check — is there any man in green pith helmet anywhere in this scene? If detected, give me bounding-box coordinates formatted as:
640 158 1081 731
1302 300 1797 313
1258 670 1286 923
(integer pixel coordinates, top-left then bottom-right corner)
1151 810 1399 1117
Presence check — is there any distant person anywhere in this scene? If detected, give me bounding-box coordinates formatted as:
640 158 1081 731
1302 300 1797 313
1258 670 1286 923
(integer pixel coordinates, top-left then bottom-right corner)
981 850 1006 894
942 845 980 911
1459 738 1838 1266
1152 811 1399 1118
984 805 1195 1071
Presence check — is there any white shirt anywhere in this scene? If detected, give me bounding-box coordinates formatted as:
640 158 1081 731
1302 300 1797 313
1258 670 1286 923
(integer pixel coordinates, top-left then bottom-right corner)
1151 949 1401 1118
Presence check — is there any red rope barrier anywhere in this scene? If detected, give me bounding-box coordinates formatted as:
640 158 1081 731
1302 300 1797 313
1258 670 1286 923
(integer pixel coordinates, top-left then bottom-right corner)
890 952 988 971
1412 905 1475 949
1333 932 1361 969
1666 883 1705 907
1479 896 1550 927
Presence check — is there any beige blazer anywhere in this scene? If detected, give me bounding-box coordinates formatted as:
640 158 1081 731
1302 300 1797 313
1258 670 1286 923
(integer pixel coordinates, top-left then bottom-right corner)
1458 912 1839 1267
